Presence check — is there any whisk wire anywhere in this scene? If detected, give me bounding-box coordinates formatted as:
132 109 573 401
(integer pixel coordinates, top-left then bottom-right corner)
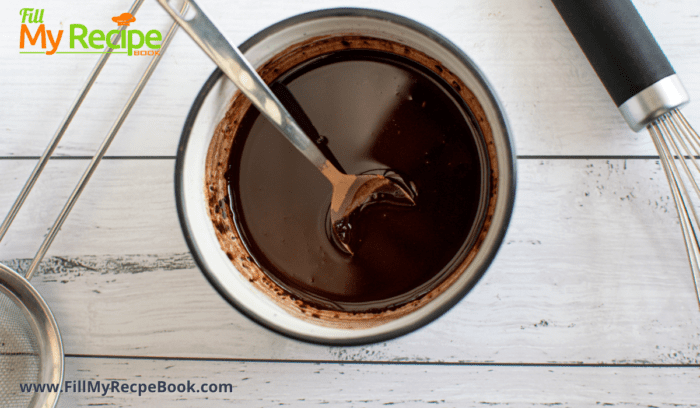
666 111 700 177
674 110 700 158
649 114 700 308
659 115 700 200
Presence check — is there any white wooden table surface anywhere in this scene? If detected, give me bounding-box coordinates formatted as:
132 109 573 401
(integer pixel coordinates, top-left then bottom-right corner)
2 0 700 406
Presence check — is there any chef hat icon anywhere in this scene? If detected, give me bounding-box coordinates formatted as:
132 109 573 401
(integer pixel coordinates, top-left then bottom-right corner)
112 13 136 26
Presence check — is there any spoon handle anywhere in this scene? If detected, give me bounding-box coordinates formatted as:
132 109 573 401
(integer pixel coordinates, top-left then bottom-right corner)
157 0 329 170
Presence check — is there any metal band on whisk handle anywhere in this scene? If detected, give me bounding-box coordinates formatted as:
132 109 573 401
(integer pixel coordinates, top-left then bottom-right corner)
552 0 700 308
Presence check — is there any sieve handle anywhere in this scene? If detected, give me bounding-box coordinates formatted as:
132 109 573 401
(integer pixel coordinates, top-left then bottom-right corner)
550 0 676 107
24 2 188 280
0 0 145 244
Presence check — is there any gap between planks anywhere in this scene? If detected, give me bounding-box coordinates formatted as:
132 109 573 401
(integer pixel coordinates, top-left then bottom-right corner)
64 354 700 368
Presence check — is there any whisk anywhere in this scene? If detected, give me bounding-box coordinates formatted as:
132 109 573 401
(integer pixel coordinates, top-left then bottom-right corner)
551 0 700 308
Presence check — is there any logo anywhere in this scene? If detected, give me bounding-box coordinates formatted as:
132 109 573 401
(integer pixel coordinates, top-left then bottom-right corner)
20 8 162 56
112 13 136 27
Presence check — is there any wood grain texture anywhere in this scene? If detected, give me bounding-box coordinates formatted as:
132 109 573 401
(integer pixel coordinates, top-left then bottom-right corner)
56 357 700 407
1 0 698 157
3 0 700 405
1 159 699 364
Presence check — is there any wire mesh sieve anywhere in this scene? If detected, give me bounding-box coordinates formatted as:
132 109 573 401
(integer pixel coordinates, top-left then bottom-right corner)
0 263 62 408
0 293 41 408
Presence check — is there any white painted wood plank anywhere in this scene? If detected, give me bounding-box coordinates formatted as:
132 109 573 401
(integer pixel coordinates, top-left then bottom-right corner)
54 357 700 407
1 0 698 157
1 159 699 363
0 160 187 258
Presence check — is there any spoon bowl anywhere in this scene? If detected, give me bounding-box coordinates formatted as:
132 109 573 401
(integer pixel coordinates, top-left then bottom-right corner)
326 169 415 254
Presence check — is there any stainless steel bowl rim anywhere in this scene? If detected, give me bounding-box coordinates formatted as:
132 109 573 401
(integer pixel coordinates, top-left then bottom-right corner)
175 7 517 345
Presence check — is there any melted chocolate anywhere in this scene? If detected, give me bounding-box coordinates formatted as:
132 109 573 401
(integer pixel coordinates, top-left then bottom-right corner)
225 50 486 312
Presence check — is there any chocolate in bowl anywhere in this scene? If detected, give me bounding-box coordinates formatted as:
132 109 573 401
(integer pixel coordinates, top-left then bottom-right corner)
220 43 487 313
178 9 515 344
208 36 494 322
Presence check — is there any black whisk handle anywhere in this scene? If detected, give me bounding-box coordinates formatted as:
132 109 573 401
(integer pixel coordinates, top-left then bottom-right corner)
551 0 675 107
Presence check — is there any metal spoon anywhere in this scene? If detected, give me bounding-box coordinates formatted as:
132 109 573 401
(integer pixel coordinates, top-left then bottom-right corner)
157 0 415 254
